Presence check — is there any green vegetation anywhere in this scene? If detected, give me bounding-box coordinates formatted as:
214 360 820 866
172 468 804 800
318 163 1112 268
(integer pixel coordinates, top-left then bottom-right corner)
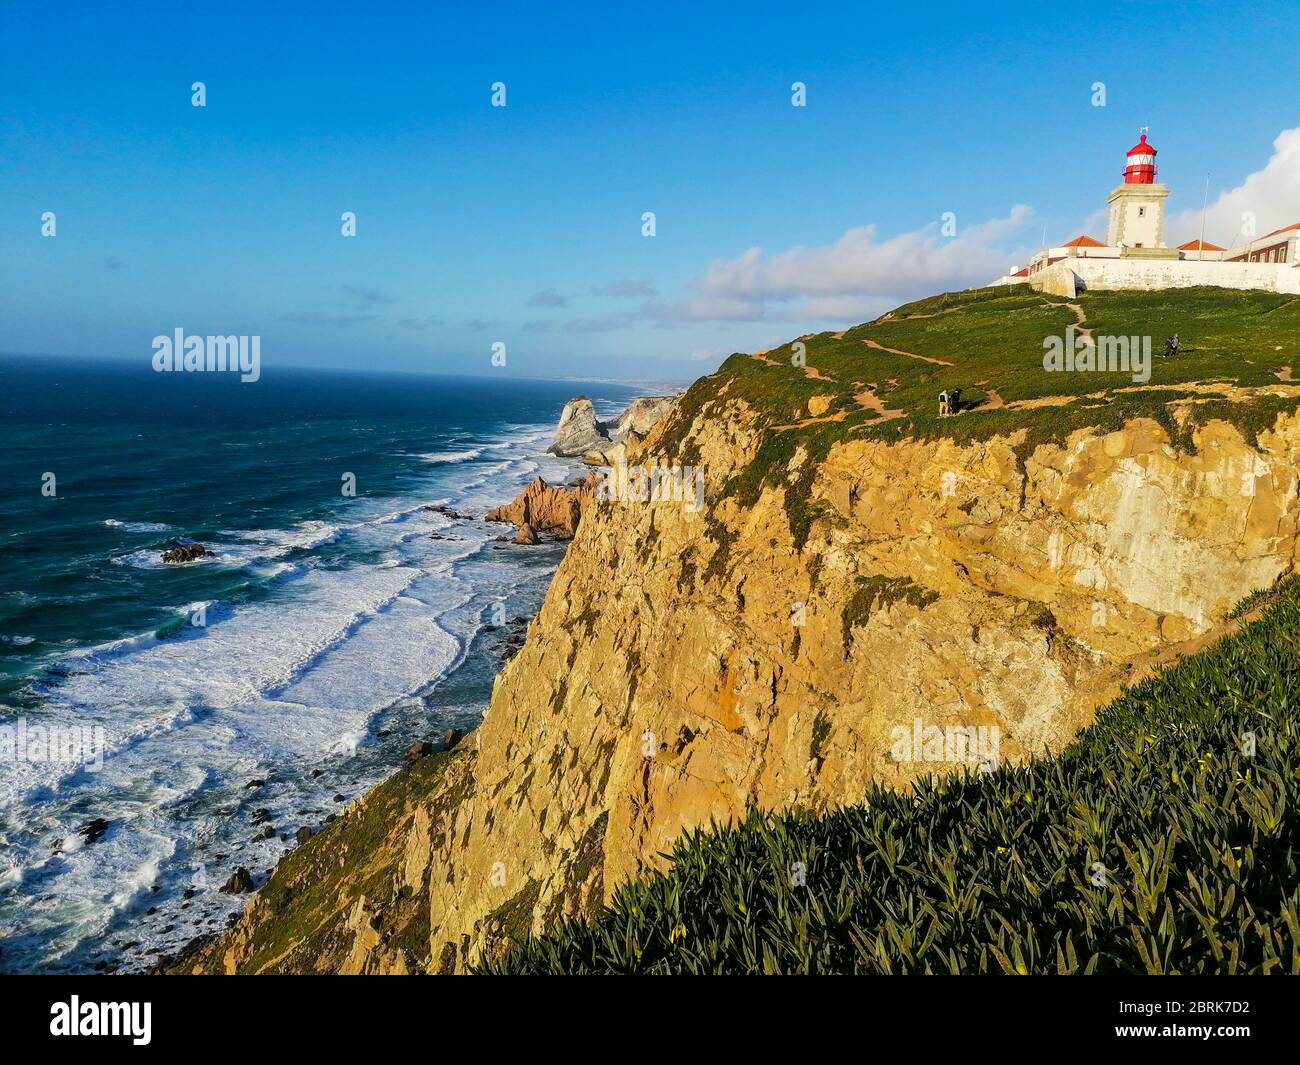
809 712 831 763
478 578 1300 974
841 576 939 651
652 287 1300 547
191 751 469 974
1227 584 1279 621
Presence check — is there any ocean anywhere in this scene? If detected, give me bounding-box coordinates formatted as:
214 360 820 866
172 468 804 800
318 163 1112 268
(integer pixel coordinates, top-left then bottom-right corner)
0 355 638 973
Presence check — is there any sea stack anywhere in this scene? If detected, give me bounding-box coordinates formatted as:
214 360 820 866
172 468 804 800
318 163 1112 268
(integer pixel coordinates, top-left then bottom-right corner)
546 397 610 457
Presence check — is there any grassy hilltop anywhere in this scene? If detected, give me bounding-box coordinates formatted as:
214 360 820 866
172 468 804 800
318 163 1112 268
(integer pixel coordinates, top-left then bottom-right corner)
658 285 1300 547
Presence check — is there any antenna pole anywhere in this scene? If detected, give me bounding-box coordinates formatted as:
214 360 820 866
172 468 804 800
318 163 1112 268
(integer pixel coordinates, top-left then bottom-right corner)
1198 173 1210 261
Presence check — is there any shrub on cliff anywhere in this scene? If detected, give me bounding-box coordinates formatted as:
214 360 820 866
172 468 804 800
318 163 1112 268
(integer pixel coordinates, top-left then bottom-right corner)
478 579 1300 975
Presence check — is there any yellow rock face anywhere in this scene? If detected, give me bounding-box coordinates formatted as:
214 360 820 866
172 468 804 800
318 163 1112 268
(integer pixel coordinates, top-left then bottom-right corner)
807 394 836 417
191 400 1300 974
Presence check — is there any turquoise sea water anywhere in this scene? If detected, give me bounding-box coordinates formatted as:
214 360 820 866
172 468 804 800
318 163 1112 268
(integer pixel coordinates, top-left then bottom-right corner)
0 355 636 972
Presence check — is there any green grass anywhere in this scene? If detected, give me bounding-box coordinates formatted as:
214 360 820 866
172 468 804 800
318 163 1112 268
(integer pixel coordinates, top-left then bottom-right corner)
185 751 470 974
478 577 1300 975
652 287 1300 547
841 576 939 651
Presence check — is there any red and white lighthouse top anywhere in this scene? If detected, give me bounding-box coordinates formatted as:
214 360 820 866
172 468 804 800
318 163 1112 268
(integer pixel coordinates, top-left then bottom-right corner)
1123 132 1157 184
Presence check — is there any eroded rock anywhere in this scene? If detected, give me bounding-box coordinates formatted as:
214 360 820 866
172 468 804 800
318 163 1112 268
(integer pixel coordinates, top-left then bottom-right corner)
161 543 213 564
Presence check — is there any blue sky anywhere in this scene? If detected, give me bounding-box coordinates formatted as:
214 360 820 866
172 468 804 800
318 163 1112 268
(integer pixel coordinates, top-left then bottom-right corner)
2 0 1298 382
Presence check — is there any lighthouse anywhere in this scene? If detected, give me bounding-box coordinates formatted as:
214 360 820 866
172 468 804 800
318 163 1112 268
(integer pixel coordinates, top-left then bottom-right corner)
1105 129 1173 254
992 128 1300 295
1122 132 1157 183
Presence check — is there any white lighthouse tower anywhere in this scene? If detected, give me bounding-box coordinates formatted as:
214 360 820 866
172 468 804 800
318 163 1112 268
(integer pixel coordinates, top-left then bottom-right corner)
1105 130 1176 256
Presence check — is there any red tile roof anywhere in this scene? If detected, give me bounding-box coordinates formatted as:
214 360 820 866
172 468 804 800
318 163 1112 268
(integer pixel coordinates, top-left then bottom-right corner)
1177 239 1225 251
1261 221 1300 239
1011 268 1029 277
1061 235 1106 248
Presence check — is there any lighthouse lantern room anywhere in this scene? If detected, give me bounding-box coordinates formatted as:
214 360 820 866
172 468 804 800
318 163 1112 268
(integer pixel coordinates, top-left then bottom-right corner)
1123 132 1158 184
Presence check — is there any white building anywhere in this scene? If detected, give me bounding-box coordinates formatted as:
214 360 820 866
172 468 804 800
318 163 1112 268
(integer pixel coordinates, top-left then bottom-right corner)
994 133 1300 297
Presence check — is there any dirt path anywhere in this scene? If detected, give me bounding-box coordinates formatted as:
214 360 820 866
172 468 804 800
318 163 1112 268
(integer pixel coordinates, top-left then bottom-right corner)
877 306 963 323
962 377 1300 420
967 387 1070 414
1066 302 1094 343
773 380 906 430
772 410 849 431
853 388 905 423
1007 395 1077 410
861 338 954 367
1042 301 1094 344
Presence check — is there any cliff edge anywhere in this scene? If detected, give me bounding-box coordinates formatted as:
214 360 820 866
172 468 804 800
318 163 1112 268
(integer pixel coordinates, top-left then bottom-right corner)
179 285 1300 973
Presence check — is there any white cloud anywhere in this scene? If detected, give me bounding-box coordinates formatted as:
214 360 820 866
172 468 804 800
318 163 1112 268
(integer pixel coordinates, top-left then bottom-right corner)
1166 126 1300 247
658 205 1036 323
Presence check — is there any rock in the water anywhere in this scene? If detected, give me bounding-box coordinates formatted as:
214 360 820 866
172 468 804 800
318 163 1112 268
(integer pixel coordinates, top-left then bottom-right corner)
219 867 255 894
547 396 610 456
512 523 539 545
485 474 601 540
80 818 112 845
161 542 214 564
421 503 472 520
404 741 435 765
546 394 676 457
295 826 313 844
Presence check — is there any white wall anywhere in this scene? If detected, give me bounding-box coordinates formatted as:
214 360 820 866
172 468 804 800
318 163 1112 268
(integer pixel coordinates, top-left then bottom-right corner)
1081 258 1297 293
1027 258 1300 297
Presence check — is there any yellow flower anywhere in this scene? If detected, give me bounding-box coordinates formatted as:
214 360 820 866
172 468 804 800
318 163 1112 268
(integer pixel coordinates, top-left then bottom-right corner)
670 922 688 943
